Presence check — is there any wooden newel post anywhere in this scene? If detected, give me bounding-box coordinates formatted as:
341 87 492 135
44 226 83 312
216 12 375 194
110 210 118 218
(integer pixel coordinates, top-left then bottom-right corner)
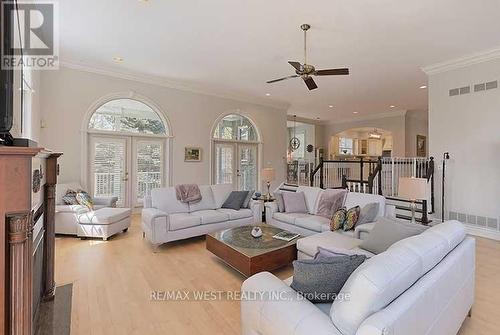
377 156 383 195
319 157 324 189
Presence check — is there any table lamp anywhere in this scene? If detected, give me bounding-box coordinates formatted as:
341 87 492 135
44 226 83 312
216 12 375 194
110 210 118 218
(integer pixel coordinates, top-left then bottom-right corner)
398 177 427 224
261 168 276 200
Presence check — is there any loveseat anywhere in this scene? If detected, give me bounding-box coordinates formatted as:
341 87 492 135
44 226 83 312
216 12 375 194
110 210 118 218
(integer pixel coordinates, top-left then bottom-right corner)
241 220 475 335
266 186 390 238
141 184 261 247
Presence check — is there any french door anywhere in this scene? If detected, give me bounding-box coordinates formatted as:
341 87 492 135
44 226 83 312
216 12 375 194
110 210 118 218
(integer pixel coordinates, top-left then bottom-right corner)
89 135 165 207
213 141 258 191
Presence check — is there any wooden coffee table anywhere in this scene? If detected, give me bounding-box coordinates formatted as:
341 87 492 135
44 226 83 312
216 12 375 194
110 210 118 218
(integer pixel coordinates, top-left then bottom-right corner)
206 225 299 277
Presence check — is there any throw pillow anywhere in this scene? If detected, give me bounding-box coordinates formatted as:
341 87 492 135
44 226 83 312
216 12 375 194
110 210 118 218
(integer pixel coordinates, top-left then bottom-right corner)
76 191 94 210
242 190 254 208
343 206 361 231
357 202 380 226
221 191 249 210
330 207 347 231
359 217 429 254
314 246 372 259
62 189 78 205
274 191 285 212
290 254 367 303
282 192 308 213
316 189 348 219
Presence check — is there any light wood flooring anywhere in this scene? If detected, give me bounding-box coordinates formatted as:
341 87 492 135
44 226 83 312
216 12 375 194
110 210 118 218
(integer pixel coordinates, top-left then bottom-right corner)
55 214 500 335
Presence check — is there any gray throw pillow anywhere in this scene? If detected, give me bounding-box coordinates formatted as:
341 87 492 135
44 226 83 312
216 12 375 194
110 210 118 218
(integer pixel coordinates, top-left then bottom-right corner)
357 202 380 226
359 217 429 254
282 191 308 213
291 254 366 303
274 191 285 212
222 191 249 210
243 190 254 208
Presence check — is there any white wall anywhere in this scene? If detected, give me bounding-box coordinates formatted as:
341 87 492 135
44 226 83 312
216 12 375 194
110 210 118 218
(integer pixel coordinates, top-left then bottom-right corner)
428 57 500 231
405 110 428 157
320 113 407 157
39 67 288 192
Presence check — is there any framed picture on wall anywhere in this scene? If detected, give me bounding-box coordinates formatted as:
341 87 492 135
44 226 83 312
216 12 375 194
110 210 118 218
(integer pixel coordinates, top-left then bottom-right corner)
416 135 427 157
185 147 202 162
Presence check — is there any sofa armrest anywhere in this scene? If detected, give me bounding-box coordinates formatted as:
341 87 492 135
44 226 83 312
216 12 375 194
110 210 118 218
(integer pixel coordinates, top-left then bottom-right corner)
354 222 376 240
249 199 263 223
93 196 118 208
141 208 169 244
264 202 278 223
241 272 341 335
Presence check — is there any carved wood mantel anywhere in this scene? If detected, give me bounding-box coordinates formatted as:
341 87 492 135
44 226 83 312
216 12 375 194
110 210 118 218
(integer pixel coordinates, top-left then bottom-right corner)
0 147 62 335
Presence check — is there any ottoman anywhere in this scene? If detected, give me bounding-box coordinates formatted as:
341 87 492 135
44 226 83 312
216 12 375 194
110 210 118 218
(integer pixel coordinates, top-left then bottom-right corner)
77 207 132 241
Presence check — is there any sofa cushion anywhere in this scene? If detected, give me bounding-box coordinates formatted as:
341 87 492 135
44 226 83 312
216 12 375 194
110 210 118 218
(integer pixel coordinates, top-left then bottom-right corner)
56 182 82 205
282 192 308 213
217 208 253 220
189 185 216 212
359 217 428 254
56 204 89 214
273 212 310 225
296 186 323 214
78 208 131 225
316 189 347 219
222 191 249 210
357 202 380 226
330 220 466 335
151 187 189 214
345 192 385 218
191 210 229 224
297 231 363 258
169 213 201 231
211 184 233 208
295 215 330 233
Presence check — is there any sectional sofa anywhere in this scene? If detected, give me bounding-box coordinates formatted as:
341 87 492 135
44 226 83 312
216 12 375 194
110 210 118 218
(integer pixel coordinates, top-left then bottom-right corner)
141 184 261 247
241 220 475 335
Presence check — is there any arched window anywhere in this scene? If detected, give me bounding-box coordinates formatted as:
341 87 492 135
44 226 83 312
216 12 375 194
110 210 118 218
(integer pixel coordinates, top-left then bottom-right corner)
212 114 260 191
86 97 169 208
89 99 167 135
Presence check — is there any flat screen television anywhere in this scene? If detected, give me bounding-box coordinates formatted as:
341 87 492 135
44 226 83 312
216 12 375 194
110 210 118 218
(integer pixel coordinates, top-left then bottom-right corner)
0 0 21 145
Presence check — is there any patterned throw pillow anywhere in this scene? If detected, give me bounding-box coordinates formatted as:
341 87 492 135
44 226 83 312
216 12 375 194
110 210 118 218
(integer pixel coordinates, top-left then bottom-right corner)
343 206 361 231
62 189 79 205
76 191 94 210
330 207 347 231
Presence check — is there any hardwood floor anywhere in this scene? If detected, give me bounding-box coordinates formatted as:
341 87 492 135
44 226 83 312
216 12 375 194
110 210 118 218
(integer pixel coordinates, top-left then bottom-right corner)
55 214 500 335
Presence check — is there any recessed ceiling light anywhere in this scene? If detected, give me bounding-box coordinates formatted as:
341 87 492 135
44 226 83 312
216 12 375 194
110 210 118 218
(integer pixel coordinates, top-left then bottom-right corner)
328 105 334 108
265 93 271 96
316 117 321 120
390 105 396 108
420 85 427 89
113 56 124 63
139 0 150 3
353 111 359 114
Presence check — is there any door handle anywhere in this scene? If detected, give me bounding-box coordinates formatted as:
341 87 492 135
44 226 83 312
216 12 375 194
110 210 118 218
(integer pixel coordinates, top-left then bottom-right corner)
122 172 129 182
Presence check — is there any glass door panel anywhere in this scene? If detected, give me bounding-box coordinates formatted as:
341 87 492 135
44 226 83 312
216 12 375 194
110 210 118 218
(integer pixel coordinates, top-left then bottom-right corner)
90 136 128 207
214 142 235 187
238 144 258 191
133 139 164 206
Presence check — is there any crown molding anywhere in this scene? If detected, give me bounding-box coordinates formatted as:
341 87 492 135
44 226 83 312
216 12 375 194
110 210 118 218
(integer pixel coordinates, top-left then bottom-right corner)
323 110 407 126
59 60 290 110
422 47 500 75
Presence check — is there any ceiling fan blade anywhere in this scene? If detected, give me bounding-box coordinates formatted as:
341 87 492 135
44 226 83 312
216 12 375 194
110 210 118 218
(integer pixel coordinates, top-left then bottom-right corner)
288 61 302 71
315 68 350 76
266 75 299 84
303 76 318 90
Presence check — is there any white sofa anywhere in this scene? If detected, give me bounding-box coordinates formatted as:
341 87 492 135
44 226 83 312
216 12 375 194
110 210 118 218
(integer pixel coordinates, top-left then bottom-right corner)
141 184 261 247
266 186 390 238
241 220 475 335
56 183 118 233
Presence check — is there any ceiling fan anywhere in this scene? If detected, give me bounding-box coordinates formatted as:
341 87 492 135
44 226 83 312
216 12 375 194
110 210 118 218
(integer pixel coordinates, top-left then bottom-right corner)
267 24 349 91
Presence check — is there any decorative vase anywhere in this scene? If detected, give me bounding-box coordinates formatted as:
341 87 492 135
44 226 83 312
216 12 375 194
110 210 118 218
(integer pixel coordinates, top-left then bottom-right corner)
251 227 263 238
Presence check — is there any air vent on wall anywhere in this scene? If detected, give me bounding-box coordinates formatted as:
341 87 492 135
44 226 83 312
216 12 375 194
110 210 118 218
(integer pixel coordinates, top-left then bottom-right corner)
486 80 498 90
449 88 459 97
474 83 485 92
459 86 470 95
450 80 498 97
448 211 499 231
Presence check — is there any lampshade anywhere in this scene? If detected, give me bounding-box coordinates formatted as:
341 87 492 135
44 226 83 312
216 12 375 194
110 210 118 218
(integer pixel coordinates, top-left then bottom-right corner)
398 177 427 200
261 168 276 182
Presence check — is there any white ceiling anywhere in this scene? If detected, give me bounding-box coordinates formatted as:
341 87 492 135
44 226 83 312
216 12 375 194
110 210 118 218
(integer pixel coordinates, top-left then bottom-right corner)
59 0 500 121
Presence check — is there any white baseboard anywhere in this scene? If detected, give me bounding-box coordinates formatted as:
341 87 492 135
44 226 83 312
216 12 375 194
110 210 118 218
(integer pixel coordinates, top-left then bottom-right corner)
464 224 500 241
